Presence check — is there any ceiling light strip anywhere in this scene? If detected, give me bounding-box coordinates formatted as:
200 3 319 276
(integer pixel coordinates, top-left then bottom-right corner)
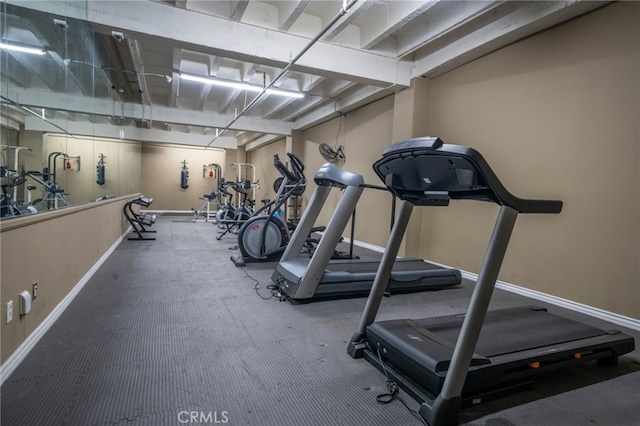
179 73 304 99
0 42 46 55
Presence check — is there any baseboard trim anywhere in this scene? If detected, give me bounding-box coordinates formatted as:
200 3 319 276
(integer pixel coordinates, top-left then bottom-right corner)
347 238 640 332
465 271 640 332
0 230 129 385
342 237 384 254
143 210 193 215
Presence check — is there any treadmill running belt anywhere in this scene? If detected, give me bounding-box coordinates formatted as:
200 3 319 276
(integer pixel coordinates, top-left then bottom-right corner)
366 306 619 376
325 258 439 273
416 307 605 357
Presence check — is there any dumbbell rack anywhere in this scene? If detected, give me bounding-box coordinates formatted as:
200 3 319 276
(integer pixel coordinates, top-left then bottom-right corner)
124 195 157 240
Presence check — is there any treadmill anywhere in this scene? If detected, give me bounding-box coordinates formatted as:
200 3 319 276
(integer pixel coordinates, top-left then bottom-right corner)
347 137 635 426
271 162 461 301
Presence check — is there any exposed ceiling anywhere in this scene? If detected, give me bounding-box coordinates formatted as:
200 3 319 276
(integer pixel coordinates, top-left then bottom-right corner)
1 0 608 151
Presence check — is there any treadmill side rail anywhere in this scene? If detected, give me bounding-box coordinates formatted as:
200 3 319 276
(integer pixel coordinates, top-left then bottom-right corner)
292 184 364 299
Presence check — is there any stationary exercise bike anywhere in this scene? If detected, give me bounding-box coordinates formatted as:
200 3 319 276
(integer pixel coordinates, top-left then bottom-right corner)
231 152 313 266
215 180 255 240
215 180 234 223
0 175 37 218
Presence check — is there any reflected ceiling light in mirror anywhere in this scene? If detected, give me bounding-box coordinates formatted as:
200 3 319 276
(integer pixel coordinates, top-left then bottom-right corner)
179 73 304 99
0 42 46 55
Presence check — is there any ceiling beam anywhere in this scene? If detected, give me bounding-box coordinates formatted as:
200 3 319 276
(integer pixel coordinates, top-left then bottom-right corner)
262 97 297 120
393 0 505 59
24 116 237 149
230 0 250 21
244 133 284 151
324 0 376 42
7 87 294 136
360 0 440 50
293 84 392 130
279 0 311 31
412 0 609 78
7 0 412 88
281 80 357 121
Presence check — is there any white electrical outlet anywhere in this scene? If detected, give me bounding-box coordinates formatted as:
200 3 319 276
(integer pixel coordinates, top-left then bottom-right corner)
19 291 32 315
6 300 13 324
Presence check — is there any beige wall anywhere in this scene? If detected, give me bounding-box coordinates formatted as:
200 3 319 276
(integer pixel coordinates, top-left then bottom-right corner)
224 149 238 183
247 138 287 212
1 196 133 363
244 2 638 319
248 99 397 235
416 1 638 318
140 144 226 211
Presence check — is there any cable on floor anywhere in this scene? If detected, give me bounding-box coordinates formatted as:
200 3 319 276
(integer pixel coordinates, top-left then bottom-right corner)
375 345 428 425
240 268 286 300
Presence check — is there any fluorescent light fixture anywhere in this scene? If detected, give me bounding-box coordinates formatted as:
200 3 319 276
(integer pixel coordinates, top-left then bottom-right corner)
0 42 46 55
179 73 304 99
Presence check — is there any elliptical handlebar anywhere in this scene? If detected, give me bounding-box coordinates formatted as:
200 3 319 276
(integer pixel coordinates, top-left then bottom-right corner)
286 152 305 180
273 152 306 182
273 154 298 182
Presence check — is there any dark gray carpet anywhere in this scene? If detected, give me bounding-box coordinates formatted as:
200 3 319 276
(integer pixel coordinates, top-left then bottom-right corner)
2 215 639 425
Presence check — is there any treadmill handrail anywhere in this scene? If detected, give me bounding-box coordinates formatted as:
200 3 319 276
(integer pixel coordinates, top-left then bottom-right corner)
374 137 563 214
314 162 365 188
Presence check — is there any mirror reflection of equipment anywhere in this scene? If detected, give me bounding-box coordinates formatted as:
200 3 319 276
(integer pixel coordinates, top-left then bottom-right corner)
96 153 106 185
180 160 189 189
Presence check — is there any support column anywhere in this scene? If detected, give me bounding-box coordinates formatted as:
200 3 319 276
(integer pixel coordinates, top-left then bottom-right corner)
390 77 431 258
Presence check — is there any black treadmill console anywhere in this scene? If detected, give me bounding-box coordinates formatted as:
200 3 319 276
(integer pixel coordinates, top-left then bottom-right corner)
374 137 563 214
381 136 444 155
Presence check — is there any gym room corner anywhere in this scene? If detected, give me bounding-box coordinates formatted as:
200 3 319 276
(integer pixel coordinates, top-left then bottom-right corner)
1 2 639 426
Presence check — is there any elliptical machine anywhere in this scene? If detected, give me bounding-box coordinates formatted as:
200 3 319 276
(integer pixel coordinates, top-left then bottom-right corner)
230 152 311 266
